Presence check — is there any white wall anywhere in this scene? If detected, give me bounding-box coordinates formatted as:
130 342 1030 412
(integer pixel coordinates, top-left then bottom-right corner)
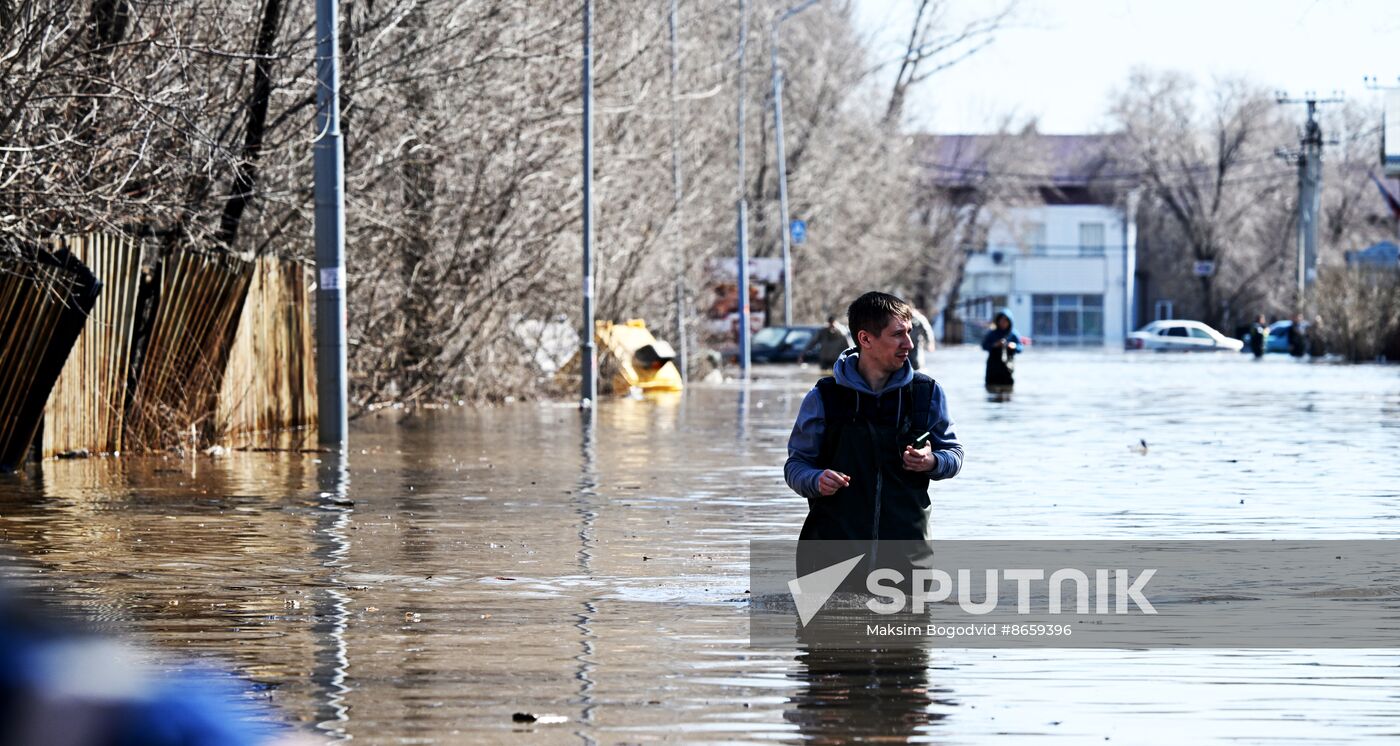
960 204 1134 345
985 205 1125 254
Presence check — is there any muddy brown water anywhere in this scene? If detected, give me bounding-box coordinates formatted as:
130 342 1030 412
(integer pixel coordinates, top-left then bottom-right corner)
2 346 1399 744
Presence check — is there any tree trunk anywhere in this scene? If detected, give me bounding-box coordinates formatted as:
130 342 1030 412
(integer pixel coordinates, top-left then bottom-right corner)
215 0 285 249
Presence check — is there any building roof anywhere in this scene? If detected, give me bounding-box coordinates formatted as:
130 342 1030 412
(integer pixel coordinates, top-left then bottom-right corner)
914 133 1128 190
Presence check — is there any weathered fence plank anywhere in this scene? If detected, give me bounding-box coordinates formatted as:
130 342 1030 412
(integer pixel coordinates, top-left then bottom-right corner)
125 250 252 451
42 234 143 457
217 255 317 442
0 247 101 470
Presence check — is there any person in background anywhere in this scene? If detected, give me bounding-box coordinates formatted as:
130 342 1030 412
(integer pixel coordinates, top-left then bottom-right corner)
908 308 935 370
981 309 1022 391
800 315 853 370
1247 314 1268 358
1308 315 1327 357
1287 313 1307 358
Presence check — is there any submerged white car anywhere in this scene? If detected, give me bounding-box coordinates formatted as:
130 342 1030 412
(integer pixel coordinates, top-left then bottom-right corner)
1125 320 1244 352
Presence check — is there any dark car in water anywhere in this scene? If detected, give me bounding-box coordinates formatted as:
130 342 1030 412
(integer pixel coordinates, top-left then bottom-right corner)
749 325 822 363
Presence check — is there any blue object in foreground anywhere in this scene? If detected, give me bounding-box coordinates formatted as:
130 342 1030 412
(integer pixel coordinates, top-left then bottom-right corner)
0 594 288 746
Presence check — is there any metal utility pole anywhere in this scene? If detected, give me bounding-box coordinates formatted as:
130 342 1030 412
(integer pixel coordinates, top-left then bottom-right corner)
771 0 819 328
668 0 687 385
581 0 598 408
314 0 347 447
1277 93 1341 303
735 0 751 380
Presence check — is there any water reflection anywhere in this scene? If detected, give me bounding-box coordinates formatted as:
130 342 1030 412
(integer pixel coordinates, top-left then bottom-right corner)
312 451 351 739
3 348 1400 742
574 409 598 739
737 383 750 442
786 643 952 743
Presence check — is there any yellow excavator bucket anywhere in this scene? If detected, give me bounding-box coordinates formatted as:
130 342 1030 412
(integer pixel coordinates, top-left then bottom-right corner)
595 319 683 394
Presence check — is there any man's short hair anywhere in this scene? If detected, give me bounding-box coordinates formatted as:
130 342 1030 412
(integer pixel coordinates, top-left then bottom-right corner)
847 291 913 349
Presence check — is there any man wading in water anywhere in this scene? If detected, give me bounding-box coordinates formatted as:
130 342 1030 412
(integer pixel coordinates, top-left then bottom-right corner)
784 292 963 543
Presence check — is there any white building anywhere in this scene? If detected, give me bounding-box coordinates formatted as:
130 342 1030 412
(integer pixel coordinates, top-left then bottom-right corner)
923 134 1137 347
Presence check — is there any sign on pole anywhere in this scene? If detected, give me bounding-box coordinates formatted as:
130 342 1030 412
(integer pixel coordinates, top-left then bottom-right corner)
790 219 807 245
1193 260 1215 277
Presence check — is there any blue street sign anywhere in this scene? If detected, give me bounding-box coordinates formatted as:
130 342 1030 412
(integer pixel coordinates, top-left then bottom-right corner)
790 219 807 245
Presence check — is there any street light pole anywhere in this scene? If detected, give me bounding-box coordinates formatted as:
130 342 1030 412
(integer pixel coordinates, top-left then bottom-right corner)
581 0 598 407
668 0 687 386
314 0 347 448
771 39 791 328
735 0 750 380
771 1 820 328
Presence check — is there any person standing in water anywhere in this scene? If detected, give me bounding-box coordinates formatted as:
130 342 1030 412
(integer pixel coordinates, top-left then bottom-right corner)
908 307 934 371
800 315 853 370
981 309 1022 391
784 291 963 542
1247 315 1267 359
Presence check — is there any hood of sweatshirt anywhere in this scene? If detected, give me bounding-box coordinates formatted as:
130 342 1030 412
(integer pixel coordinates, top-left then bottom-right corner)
831 347 913 396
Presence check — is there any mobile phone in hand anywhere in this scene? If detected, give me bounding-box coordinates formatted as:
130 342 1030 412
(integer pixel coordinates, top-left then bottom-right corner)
908 431 930 450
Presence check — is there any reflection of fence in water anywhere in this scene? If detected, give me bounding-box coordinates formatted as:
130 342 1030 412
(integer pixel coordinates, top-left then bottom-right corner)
217 255 317 445
0 246 100 470
43 233 143 457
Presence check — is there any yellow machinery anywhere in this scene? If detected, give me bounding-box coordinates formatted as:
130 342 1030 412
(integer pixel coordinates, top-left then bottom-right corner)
595 319 683 394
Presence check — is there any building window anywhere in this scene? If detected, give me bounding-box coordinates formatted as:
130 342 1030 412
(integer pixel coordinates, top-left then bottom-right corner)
1078 222 1105 256
1154 299 1174 321
1026 222 1047 255
1032 294 1104 345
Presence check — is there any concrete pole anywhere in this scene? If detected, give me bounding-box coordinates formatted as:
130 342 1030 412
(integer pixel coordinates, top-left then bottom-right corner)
581 0 598 407
771 35 792 327
735 0 750 380
314 0 348 447
1121 188 1139 341
1279 96 1333 304
1300 108 1322 299
668 0 687 385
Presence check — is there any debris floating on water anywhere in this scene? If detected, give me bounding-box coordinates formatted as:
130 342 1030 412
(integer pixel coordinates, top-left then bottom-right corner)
512 712 568 724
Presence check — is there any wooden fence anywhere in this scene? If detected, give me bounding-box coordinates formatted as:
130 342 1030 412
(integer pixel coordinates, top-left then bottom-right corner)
4 235 318 462
0 246 101 470
216 255 317 442
124 249 253 451
42 233 143 457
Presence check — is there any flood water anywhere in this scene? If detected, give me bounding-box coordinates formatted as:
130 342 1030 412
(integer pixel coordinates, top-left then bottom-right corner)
3 346 1400 744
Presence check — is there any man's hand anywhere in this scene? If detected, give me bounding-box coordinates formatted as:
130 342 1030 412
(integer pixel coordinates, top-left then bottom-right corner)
902 444 935 472
817 469 850 496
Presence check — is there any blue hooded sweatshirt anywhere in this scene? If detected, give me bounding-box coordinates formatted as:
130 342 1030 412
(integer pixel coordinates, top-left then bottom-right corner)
784 348 963 501
981 307 1022 351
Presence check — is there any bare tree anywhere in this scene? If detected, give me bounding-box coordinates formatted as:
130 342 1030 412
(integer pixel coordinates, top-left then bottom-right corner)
3 0 1016 411
882 0 1017 127
1111 70 1295 328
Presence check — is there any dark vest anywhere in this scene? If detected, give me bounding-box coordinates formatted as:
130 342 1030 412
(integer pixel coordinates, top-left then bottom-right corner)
800 373 936 542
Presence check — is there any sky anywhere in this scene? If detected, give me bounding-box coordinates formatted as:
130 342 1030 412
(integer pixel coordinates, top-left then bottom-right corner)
852 0 1400 134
